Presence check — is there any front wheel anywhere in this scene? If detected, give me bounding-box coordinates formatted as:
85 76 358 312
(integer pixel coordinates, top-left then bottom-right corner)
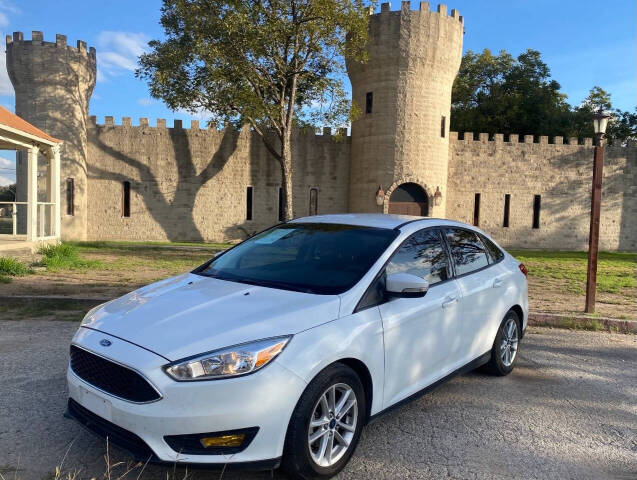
282 363 365 479
483 310 521 376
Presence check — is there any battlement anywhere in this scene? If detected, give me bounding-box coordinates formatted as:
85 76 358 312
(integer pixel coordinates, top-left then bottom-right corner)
89 116 351 138
450 132 600 146
373 2 463 24
6 31 96 59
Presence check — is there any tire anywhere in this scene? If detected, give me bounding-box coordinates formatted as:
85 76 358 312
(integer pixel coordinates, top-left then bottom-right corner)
483 310 521 376
282 363 366 480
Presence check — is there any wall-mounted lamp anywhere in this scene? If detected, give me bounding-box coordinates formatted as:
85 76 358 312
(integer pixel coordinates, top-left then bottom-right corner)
375 185 385 206
433 186 442 206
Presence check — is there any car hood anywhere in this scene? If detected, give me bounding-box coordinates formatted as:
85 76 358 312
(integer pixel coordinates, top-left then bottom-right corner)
83 273 341 361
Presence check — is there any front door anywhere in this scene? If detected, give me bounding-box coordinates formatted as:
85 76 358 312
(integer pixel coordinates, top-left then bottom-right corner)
379 228 462 408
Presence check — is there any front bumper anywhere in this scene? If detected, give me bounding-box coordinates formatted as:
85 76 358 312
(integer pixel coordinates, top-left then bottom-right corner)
66 327 307 465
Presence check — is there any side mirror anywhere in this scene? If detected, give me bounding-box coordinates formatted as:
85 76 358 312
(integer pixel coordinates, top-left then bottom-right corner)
385 273 429 298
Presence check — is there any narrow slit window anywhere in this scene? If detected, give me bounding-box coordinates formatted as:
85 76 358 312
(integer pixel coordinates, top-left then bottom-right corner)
473 193 480 226
246 186 253 221
532 195 541 229
309 188 318 216
441 116 446 138
503 194 510 228
365 92 373 114
66 178 74 216
278 187 284 222
122 181 131 217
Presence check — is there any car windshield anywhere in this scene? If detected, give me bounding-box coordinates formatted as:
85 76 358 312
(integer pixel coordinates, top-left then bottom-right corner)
196 223 398 295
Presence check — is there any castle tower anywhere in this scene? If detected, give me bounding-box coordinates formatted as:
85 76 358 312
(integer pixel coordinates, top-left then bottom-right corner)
6 32 96 240
347 2 464 216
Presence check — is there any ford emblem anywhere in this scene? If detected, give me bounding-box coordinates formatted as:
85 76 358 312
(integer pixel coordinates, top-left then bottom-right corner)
100 339 112 347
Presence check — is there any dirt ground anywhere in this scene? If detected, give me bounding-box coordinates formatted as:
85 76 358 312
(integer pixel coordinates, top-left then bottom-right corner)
1 246 216 300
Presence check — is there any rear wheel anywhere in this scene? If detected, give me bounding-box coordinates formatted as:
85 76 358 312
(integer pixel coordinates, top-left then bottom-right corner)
483 310 521 376
282 363 365 479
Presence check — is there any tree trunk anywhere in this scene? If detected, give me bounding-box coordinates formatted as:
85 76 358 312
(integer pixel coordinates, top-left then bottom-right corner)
280 130 294 221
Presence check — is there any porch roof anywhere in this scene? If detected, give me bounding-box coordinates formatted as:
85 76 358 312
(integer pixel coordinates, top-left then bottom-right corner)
0 106 61 148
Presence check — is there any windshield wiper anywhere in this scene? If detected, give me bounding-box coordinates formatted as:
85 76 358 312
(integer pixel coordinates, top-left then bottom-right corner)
238 278 316 294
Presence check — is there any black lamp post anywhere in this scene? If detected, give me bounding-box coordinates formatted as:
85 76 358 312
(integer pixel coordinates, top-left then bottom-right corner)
585 108 611 313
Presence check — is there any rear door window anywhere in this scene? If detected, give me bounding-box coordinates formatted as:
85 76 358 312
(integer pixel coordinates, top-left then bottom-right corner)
444 228 489 276
480 234 504 264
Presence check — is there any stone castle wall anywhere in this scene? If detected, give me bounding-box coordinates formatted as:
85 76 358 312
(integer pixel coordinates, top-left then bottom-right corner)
86 118 350 242
6 24 637 251
446 133 637 252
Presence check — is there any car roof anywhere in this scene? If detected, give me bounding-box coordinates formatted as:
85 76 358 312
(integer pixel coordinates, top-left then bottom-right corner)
290 213 471 230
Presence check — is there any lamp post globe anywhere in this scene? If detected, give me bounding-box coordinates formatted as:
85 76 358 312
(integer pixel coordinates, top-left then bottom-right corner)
592 108 611 137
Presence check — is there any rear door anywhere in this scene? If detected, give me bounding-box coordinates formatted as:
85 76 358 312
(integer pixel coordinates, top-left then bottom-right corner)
379 228 463 408
444 228 507 364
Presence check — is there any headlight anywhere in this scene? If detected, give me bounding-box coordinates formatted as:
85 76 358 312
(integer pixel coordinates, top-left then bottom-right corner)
164 336 291 381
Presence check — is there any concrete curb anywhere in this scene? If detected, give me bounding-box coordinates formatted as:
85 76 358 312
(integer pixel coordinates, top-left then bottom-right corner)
528 311 637 334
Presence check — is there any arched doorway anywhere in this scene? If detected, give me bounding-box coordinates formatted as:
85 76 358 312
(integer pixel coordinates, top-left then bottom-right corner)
388 183 428 216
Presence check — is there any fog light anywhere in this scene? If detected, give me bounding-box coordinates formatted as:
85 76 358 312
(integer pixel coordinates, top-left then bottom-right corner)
164 427 259 455
200 433 245 448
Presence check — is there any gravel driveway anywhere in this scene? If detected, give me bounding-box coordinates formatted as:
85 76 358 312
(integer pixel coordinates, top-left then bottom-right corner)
0 320 635 480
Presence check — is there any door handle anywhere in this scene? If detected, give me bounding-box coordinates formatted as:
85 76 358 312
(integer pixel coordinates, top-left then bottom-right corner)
493 278 504 288
442 296 458 309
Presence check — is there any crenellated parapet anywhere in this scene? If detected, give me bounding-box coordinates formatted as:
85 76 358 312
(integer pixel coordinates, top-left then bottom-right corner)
6 32 96 92
450 132 596 146
88 116 351 139
6 31 96 57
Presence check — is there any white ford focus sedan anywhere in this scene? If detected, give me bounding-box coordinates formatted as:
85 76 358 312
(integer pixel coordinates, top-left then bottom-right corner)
67 214 528 479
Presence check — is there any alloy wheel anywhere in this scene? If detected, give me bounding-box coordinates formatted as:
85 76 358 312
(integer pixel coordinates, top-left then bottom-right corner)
307 383 358 468
500 317 519 367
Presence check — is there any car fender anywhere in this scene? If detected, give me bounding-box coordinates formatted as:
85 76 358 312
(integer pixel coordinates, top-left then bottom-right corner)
275 307 385 417
490 282 527 343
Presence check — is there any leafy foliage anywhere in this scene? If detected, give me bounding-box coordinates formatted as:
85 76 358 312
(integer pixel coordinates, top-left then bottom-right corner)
0 257 31 276
38 243 102 271
0 184 16 202
452 49 637 143
137 0 373 219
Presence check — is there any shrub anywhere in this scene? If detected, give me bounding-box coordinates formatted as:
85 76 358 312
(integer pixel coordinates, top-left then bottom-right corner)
38 243 102 271
0 256 31 276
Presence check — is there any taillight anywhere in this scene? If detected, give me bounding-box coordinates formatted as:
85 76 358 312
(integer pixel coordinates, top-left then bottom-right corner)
518 263 528 277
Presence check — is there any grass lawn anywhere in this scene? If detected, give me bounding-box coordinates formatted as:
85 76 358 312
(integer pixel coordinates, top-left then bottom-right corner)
509 250 636 319
0 242 634 321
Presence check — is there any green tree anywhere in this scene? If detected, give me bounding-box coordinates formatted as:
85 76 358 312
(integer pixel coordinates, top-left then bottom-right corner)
569 87 637 144
452 52 636 144
608 108 637 144
0 184 15 202
137 0 372 220
451 49 571 138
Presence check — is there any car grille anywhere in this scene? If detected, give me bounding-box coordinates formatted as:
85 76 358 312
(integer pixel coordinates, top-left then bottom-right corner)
67 398 156 461
69 345 161 403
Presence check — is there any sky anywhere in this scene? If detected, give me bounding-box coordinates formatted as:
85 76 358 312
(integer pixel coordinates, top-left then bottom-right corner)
0 0 635 185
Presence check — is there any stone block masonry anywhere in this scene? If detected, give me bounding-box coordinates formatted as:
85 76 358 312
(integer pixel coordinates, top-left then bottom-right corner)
7 31 96 241
447 134 637 252
87 119 350 242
